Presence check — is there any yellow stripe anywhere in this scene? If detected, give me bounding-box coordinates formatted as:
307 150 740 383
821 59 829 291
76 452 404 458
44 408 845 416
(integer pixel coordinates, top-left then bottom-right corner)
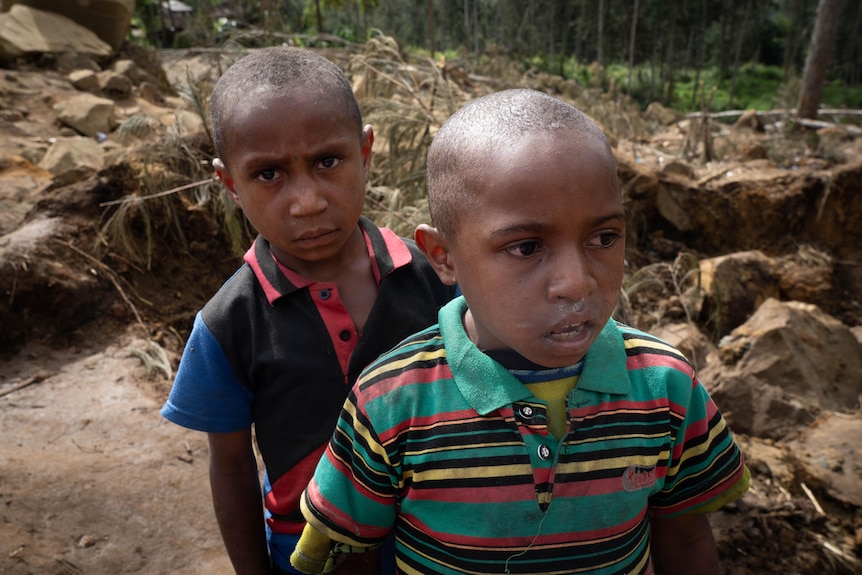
665 417 728 478
623 336 684 358
556 451 670 474
361 346 447 381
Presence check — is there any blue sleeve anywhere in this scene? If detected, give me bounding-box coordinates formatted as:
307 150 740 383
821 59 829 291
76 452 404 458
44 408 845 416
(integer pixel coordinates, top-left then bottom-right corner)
160 312 253 432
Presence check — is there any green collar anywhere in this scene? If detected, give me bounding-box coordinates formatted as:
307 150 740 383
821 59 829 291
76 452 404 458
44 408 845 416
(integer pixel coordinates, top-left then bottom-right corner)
439 297 630 416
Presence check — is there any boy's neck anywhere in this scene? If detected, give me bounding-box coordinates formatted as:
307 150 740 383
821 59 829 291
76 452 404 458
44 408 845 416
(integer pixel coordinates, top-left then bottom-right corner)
271 224 368 283
483 349 548 370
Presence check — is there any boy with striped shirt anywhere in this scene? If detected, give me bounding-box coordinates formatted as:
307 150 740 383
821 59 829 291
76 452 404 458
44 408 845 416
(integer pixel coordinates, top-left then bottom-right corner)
291 89 749 575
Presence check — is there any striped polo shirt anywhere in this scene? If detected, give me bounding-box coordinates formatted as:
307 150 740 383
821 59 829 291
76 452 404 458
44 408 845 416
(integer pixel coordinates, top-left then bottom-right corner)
302 296 748 575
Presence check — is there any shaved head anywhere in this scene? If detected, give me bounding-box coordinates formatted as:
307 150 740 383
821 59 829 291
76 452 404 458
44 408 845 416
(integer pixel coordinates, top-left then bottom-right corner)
210 46 362 164
426 89 614 237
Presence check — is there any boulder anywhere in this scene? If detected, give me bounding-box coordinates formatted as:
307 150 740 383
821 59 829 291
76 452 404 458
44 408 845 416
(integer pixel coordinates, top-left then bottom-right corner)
733 109 765 133
68 69 99 91
699 250 780 335
2 0 134 51
97 69 133 98
787 412 862 508
703 298 862 439
53 93 115 137
649 321 717 371
39 136 103 175
0 4 112 60
0 154 52 234
644 101 680 126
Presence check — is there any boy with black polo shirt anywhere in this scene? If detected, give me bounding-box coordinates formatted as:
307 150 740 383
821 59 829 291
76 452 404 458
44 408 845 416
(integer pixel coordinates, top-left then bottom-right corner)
291 89 749 575
159 47 454 575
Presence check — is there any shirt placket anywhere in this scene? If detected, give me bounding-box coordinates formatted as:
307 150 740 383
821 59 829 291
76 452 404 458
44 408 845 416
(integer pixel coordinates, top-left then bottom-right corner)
512 400 562 511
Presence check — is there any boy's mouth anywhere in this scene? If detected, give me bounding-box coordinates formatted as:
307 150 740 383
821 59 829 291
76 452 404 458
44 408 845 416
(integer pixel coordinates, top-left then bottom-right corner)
296 228 336 243
547 322 589 339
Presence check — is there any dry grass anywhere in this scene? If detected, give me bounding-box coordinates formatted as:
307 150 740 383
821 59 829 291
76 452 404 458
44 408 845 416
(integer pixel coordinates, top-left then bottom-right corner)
622 252 704 334
348 33 463 235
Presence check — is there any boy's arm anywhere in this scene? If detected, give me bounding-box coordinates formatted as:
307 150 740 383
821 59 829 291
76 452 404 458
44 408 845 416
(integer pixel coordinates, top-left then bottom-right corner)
208 429 271 575
650 513 720 575
291 523 381 574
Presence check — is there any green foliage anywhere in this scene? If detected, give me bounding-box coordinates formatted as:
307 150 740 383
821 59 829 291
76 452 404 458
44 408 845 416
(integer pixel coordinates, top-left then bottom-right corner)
822 82 862 109
127 0 859 114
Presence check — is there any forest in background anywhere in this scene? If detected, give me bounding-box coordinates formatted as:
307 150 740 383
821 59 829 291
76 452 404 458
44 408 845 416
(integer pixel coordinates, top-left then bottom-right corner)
133 0 862 113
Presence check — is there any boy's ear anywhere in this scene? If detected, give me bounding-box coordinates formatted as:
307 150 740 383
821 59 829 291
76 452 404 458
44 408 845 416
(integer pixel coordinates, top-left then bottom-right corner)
415 224 458 286
361 124 374 178
213 158 240 205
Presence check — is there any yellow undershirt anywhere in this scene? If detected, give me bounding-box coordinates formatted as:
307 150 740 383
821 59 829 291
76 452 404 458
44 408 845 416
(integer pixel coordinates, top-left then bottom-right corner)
525 375 579 439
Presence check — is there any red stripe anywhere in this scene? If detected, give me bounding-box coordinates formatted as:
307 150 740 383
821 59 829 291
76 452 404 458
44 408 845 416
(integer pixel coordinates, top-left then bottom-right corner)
266 444 327 534
243 239 282 305
626 352 691 374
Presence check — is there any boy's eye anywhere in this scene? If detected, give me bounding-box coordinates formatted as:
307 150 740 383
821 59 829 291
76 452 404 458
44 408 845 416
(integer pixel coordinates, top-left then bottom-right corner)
318 156 343 169
505 241 542 257
255 169 278 182
592 232 622 248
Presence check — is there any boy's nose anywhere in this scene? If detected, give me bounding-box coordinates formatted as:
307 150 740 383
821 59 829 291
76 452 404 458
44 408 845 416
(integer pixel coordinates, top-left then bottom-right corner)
547 248 597 302
288 177 327 217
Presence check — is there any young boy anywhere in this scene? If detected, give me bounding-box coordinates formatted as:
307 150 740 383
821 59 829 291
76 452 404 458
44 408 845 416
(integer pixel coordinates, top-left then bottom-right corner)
160 47 455 575
291 89 749 575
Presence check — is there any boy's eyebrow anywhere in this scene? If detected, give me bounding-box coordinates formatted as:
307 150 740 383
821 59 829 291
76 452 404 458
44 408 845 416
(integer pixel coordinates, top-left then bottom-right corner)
487 211 626 238
595 211 627 226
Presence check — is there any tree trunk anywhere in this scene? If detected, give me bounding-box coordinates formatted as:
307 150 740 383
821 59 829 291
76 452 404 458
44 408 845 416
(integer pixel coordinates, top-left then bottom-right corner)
782 0 801 80
848 1 862 85
548 0 557 71
314 0 323 34
728 0 752 109
627 0 640 95
597 0 605 65
663 0 676 105
473 0 479 56
797 0 844 118
427 0 435 59
691 0 706 107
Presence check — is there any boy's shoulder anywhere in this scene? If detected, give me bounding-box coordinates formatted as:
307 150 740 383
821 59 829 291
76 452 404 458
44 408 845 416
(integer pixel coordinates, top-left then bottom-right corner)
611 320 693 365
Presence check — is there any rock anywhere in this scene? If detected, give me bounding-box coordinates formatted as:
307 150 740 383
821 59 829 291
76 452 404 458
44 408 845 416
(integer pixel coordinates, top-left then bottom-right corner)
39 136 103 175
53 93 115 137
706 368 817 440
2 0 135 51
788 412 862 508
69 69 99 92
112 58 157 86
700 250 780 335
737 141 769 160
655 181 696 232
733 109 765 132
0 154 52 234
649 321 717 370
55 51 100 74
615 151 659 197
137 81 164 105
776 244 834 307
0 107 26 122
0 5 112 61
703 298 862 439
658 159 696 181
97 70 133 98
645 101 680 125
